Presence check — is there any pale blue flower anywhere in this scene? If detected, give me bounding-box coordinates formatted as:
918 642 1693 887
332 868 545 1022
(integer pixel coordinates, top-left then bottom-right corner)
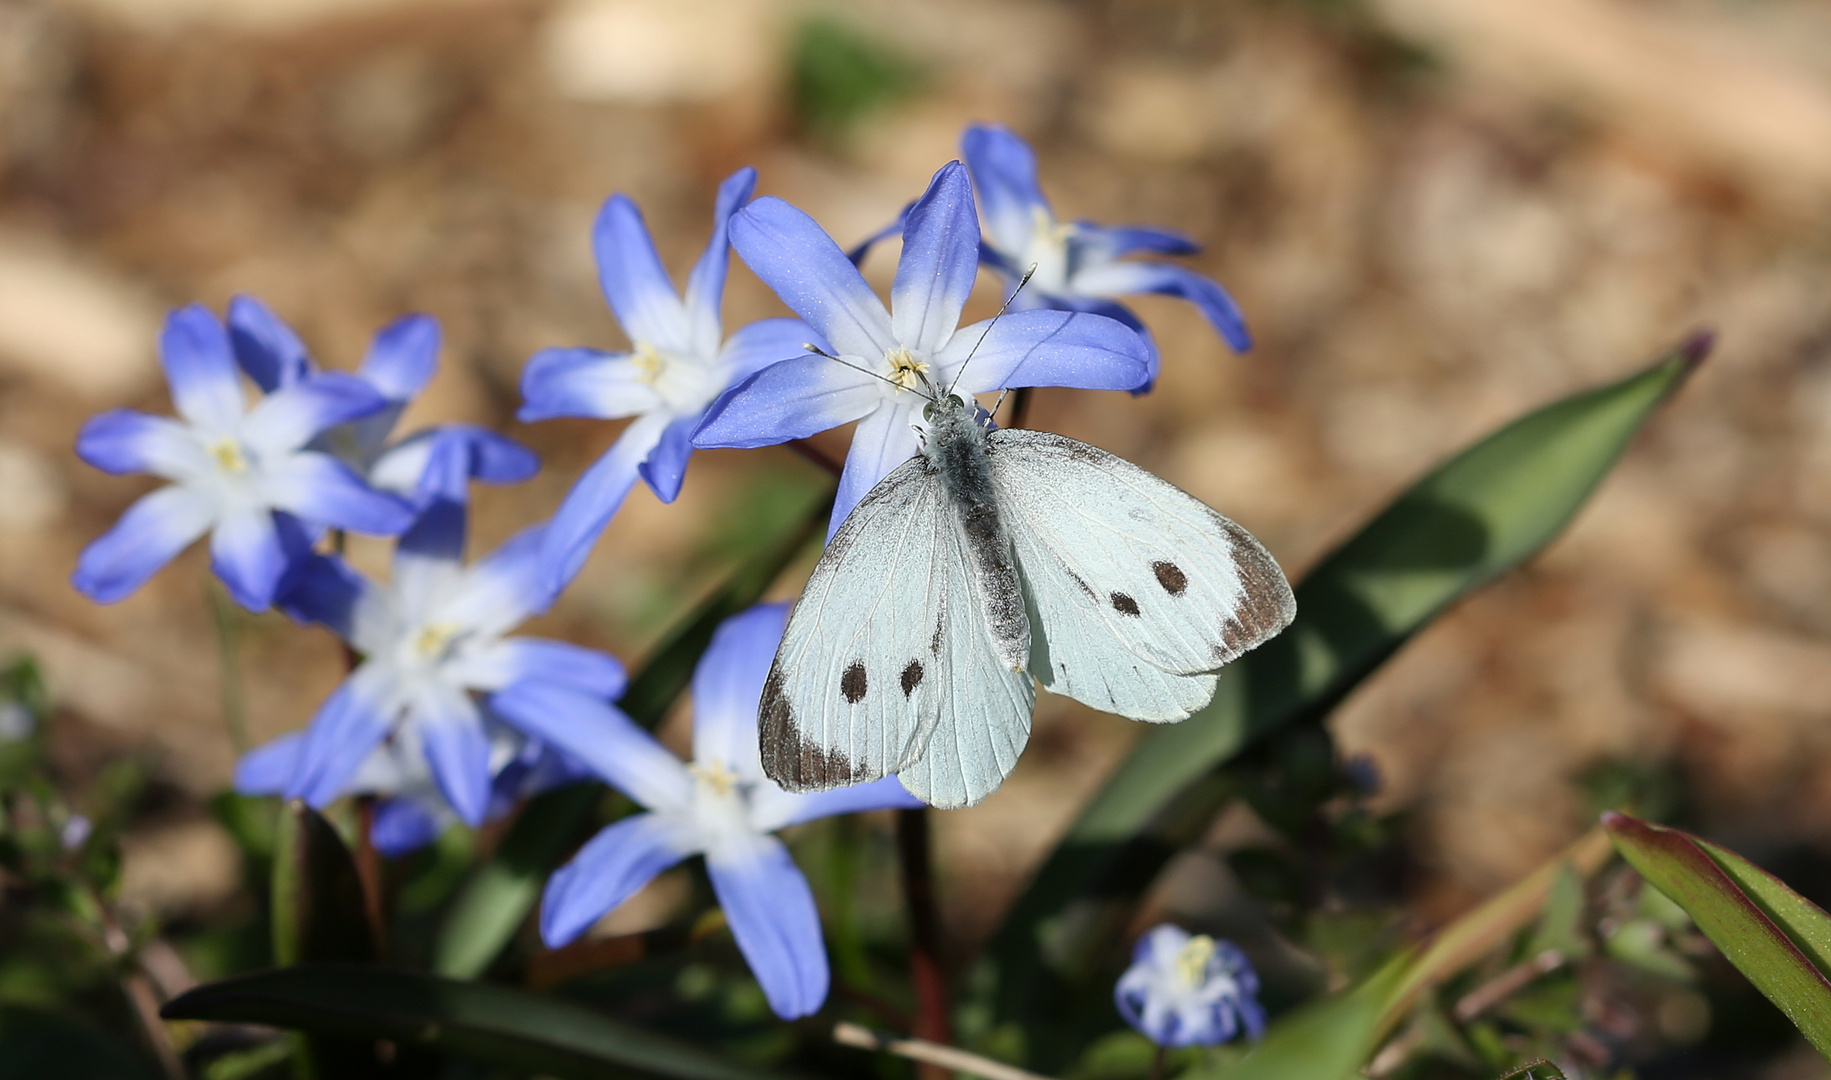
73 304 414 611
518 168 814 596
491 603 922 1019
227 295 538 509
693 160 1151 537
272 442 623 827
236 716 590 856
1115 924 1265 1047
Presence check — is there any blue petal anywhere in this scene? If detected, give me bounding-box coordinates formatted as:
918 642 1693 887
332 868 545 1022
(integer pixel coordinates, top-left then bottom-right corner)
76 410 205 478
690 353 877 451
72 485 217 603
682 167 757 355
371 797 443 857
540 813 693 947
537 413 667 599
488 681 692 813
1070 261 1252 353
706 835 829 1019
233 732 304 795
637 413 699 504
961 124 1050 258
518 347 663 423
369 426 540 502
460 426 541 484
210 507 305 612
360 314 440 401
943 308 1150 396
1021 291 1159 394
830 406 919 542
227 295 312 393
753 776 925 831
244 373 390 457
161 305 245 432
892 161 983 355
263 452 415 535
1073 223 1200 258
594 195 689 350
275 551 370 637
415 685 491 827
689 603 787 775
453 637 627 697
436 523 548 636
287 664 400 808
730 198 894 359
721 317 827 386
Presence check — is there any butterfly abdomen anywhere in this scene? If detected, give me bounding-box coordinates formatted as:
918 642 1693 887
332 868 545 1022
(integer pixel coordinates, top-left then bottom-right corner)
924 399 1029 671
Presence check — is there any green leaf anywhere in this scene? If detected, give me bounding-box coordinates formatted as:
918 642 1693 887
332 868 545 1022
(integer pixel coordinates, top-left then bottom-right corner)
1191 956 1411 1080
1605 812 1831 1058
272 798 375 967
161 964 788 1080
433 495 830 978
989 336 1708 1068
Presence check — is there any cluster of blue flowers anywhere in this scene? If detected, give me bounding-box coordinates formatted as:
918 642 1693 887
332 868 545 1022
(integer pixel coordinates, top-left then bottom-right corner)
72 123 1260 1031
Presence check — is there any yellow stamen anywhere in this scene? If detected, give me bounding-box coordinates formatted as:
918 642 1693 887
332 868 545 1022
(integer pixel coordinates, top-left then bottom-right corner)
690 760 738 797
1175 934 1216 987
210 437 249 473
414 623 459 660
885 347 930 392
633 342 666 385
1032 204 1075 246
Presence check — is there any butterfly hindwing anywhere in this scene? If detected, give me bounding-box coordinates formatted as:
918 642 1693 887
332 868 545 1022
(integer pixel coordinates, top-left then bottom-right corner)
760 458 947 791
987 428 1295 719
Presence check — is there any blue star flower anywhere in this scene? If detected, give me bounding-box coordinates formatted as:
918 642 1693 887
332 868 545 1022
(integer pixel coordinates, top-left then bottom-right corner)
491 602 923 1020
271 440 624 828
236 713 591 856
692 160 1151 537
73 304 415 611
226 295 539 509
964 124 1250 385
518 167 816 597
1114 924 1266 1047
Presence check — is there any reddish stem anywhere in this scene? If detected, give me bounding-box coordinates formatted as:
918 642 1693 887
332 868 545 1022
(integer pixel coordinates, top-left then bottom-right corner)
896 807 949 1080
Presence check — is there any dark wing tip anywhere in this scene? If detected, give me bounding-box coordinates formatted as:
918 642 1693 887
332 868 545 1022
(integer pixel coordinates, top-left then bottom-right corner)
759 663 874 792
1208 517 1298 667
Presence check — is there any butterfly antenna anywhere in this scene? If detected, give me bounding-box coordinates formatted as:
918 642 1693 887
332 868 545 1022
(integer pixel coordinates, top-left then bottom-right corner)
801 342 924 398
946 264 1037 398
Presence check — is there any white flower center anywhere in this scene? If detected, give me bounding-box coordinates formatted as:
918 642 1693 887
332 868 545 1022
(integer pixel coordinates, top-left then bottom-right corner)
689 759 739 797
411 621 462 664
209 436 250 474
633 340 723 414
1174 934 1216 990
1020 205 1075 293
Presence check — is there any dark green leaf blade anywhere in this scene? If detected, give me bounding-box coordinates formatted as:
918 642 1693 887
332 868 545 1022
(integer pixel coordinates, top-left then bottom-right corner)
991 336 1708 1066
433 493 830 978
272 798 375 967
1608 813 1831 1058
161 964 787 1080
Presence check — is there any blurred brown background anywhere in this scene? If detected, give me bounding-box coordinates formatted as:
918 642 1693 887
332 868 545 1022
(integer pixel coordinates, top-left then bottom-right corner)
6 0 1831 949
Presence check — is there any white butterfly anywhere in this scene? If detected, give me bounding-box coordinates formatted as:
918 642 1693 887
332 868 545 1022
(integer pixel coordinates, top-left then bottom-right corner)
760 386 1296 809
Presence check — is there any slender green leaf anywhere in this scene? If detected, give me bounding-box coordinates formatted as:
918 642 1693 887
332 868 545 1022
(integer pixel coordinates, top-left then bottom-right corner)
1606 812 1831 1058
1192 956 1411 1080
161 964 789 1080
434 493 830 978
272 799 374 967
990 336 1708 1068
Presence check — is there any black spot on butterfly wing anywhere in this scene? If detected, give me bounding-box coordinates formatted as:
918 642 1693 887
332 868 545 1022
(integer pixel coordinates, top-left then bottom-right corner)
761 665 869 791
901 659 924 697
1152 561 1188 596
841 662 868 704
1111 592 1140 616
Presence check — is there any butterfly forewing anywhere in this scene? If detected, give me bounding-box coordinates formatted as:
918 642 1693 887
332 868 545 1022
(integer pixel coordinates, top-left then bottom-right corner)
988 429 1295 710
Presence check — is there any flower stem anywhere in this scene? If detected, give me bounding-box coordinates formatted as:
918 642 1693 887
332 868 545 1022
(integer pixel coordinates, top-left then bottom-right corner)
353 794 386 954
207 580 248 756
1149 1044 1166 1080
896 806 949 1080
